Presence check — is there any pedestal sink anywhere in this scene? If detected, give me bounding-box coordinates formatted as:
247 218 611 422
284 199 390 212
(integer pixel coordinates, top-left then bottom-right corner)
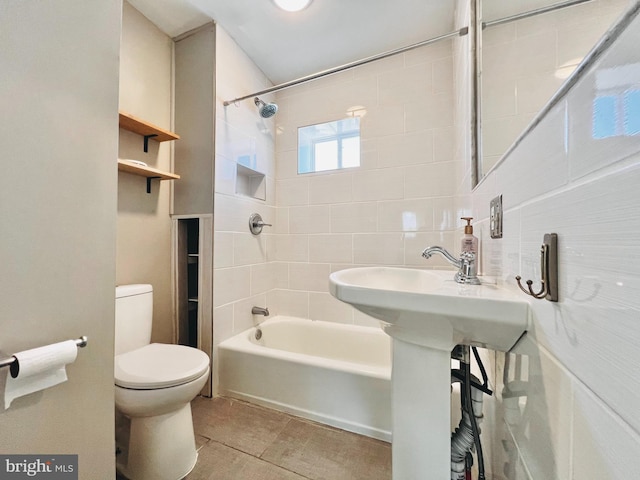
329 267 530 479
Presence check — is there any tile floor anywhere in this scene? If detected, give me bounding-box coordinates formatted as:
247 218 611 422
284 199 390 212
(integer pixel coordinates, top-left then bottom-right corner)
185 396 392 480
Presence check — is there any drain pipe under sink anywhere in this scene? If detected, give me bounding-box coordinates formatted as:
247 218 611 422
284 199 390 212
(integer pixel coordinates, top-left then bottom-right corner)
450 370 484 480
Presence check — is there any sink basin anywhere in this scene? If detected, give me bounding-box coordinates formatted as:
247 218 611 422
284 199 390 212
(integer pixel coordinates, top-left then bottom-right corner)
329 266 530 352
330 266 531 479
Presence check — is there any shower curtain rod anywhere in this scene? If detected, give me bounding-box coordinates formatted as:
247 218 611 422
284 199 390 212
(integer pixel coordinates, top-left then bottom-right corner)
483 0 593 29
223 0 592 106
223 27 469 106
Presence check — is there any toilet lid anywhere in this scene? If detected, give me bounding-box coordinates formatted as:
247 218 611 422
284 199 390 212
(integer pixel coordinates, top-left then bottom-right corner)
115 343 210 390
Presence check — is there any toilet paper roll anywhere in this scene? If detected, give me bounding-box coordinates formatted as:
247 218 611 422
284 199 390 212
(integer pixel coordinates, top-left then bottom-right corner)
4 340 78 409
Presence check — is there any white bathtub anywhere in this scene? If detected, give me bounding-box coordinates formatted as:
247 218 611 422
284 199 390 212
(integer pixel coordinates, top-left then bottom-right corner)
217 316 392 441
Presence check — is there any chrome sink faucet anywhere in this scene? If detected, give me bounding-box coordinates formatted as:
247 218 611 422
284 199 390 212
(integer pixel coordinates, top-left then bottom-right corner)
421 246 481 285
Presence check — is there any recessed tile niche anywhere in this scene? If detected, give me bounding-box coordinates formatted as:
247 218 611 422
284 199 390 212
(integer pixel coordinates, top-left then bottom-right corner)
236 163 266 200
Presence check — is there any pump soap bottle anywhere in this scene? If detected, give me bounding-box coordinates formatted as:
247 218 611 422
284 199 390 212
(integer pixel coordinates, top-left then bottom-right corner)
460 217 478 255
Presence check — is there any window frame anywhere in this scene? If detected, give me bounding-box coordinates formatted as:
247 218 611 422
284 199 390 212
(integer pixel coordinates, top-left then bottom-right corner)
297 117 361 174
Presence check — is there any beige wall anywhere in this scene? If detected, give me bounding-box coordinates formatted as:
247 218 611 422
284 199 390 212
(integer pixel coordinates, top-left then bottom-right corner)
117 1 175 343
174 24 216 216
0 0 121 477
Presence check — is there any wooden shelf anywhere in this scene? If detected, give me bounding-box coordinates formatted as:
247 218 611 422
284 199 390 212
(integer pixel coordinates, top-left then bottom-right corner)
119 111 180 142
119 110 180 153
118 159 180 193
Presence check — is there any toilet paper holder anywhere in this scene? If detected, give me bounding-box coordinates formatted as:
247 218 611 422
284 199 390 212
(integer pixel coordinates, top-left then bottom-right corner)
0 336 88 370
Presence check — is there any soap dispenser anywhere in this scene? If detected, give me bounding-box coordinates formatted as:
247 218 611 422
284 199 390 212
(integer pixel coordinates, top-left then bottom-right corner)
460 217 478 255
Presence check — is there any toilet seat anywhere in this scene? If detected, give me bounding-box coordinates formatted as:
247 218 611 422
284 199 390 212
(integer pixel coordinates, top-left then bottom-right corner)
115 343 209 390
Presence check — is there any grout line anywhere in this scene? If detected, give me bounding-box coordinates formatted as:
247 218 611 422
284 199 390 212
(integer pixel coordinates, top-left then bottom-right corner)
202 435 314 480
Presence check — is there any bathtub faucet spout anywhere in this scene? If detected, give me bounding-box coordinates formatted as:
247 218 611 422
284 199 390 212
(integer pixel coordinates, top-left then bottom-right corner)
252 306 270 316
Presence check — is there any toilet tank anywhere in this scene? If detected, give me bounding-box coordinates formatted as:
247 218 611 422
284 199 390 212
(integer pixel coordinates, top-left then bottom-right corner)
115 284 153 356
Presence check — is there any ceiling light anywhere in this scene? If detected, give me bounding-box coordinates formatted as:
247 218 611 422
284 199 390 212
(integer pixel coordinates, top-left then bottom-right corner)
273 0 312 12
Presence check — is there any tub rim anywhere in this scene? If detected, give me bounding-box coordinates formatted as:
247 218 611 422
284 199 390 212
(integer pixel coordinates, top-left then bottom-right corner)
218 316 391 380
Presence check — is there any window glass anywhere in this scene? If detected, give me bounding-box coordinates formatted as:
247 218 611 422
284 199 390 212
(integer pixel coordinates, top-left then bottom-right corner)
298 118 360 174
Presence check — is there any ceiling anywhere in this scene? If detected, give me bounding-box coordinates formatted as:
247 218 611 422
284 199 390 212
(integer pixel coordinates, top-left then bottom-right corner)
127 0 457 84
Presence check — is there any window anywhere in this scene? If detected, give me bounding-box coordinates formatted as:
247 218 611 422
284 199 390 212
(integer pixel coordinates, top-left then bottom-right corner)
592 90 640 139
298 117 360 174
592 64 640 139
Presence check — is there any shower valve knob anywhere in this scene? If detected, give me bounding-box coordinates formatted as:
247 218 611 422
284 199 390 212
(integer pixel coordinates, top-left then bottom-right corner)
249 213 271 235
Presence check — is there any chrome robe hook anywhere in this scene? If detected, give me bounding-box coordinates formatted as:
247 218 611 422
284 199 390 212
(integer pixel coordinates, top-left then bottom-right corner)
516 233 558 302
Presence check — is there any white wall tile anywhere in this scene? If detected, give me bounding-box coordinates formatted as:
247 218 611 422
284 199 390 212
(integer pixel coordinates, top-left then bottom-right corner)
213 304 234 345
308 234 353 263
267 288 309 318
330 202 378 233
378 62 433 105
214 232 234 268
405 93 454 131
270 234 309 262
213 266 251 307
276 177 309 206
309 292 356 323
509 347 573 480
360 103 405 138
376 131 434 168
378 199 435 232
404 162 457 198
251 261 288 296
289 205 332 234
352 168 404 201
572 381 640 480
308 172 353 204
233 232 266 266
353 233 405 265
288 263 331 293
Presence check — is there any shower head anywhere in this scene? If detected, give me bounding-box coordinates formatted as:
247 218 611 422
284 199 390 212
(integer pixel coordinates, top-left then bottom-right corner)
254 97 278 118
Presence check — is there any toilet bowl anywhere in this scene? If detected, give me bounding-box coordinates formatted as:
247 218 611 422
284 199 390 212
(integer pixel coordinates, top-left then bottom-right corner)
114 285 210 480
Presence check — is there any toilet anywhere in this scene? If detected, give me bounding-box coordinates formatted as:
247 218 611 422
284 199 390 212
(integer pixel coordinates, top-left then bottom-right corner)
114 284 209 480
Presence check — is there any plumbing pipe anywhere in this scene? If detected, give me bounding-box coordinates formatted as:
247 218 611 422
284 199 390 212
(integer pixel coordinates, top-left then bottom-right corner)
450 370 484 480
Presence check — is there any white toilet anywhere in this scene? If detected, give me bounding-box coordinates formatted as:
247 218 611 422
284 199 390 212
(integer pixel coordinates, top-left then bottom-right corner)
114 284 210 480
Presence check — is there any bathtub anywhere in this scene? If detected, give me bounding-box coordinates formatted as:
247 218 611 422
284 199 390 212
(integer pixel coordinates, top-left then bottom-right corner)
217 316 392 441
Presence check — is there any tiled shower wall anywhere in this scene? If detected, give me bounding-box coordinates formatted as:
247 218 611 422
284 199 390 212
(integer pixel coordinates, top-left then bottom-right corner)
467 6 640 479
213 26 277 344
270 39 466 326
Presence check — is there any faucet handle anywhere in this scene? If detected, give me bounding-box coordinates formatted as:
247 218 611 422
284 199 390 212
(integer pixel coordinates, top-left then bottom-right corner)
249 213 271 235
456 251 481 285
460 251 475 262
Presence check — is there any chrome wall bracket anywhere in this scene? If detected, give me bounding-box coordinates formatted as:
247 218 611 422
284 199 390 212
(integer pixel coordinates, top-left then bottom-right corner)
516 233 558 302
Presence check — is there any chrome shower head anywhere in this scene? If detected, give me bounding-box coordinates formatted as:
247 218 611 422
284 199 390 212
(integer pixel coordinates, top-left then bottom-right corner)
254 97 278 118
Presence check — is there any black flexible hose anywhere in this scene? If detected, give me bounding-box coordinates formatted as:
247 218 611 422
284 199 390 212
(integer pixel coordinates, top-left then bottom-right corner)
463 353 486 479
472 346 489 389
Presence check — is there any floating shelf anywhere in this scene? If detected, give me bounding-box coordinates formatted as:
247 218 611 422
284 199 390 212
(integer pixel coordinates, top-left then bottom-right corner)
119 111 180 152
118 159 180 193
